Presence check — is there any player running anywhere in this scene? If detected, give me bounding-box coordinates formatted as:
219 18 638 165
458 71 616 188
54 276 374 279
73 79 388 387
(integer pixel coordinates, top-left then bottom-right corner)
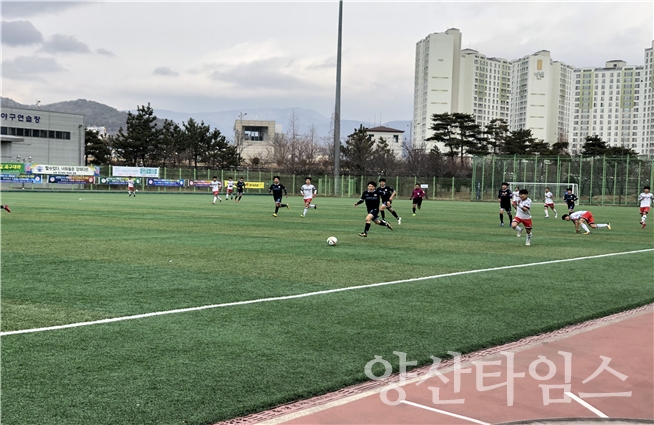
543 187 558 218
299 177 317 218
637 186 652 229
269 176 289 217
512 186 520 209
127 177 136 197
377 178 401 225
225 177 235 201
410 184 426 216
563 188 578 213
561 210 611 234
497 182 513 226
354 181 393 237
235 177 246 203
210 176 223 204
1 205 10 213
511 188 533 246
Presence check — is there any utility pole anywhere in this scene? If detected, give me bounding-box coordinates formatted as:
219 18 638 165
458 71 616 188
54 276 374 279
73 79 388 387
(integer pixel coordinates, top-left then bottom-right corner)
333 0 343 196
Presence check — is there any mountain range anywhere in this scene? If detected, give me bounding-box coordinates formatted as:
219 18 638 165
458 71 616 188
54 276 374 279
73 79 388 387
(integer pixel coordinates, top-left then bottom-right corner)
0 97 411 142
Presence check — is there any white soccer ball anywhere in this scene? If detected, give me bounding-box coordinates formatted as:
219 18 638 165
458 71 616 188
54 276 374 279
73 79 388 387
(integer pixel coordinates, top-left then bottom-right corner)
327 236 338 246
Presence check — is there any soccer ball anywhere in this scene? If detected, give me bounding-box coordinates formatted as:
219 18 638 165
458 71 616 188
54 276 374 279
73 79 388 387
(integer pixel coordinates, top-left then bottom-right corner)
327 236 338 246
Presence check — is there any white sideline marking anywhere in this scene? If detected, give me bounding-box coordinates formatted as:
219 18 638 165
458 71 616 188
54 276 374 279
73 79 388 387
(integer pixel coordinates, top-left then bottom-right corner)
2 248 653 337
565 392 609 418
400 400 490 425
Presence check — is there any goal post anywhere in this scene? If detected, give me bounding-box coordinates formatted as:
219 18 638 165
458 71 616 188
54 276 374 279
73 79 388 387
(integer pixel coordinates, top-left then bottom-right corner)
507 182 579 204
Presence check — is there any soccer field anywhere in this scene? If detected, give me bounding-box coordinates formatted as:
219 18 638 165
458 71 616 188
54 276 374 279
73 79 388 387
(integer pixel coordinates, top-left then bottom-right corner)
2 192 653 425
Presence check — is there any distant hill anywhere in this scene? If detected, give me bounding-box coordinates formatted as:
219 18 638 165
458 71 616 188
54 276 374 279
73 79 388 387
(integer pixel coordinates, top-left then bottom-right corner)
1 97 411 141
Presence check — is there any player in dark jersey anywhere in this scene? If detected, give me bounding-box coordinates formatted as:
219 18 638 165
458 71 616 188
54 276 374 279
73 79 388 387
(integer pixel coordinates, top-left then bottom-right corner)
268 176 289 217
410 184 425 216
354 181 393 237
497 182 513 227
235 177 246 203
377 178 401 225
563 188 578 213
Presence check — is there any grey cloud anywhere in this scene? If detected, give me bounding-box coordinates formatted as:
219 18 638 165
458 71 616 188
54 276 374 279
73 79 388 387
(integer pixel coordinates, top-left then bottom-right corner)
40 34 90 54
1 20 43 46
153 66 179 77
2 56 64 80
1 2 87 18
209 57 314 90
96 48 116 56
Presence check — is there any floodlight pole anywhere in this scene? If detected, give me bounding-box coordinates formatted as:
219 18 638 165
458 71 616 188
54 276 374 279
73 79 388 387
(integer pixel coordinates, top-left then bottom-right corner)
333 0 343 196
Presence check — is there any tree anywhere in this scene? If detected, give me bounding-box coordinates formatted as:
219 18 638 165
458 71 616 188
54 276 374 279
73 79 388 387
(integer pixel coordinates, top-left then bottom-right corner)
371 137 397 175
426 113 457 159
484 119 510 155
84 129 111 165
342 125 374 174
151 119 183 167
581 135 609 156
607 145 639 157
427 113 483 164
183 118 211 169
112 103 161 165
502 129 535 155
203 128 240 169
527 139 552 155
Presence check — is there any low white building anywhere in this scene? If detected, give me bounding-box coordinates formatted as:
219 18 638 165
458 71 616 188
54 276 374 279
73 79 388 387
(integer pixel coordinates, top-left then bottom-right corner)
367 126 405 157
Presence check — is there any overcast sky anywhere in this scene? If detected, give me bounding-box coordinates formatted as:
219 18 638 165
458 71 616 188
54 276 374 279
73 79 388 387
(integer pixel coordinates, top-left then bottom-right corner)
2 1 652 121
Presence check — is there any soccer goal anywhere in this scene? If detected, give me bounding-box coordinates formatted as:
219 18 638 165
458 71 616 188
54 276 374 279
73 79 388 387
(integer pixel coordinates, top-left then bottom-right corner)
507 182 579 204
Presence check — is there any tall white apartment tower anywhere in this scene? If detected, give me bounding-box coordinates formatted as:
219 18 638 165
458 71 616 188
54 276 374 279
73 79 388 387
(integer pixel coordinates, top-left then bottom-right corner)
569 60 645 155
644 41 653 155
509 50 573 145
412 28 461 150
459 49 511 127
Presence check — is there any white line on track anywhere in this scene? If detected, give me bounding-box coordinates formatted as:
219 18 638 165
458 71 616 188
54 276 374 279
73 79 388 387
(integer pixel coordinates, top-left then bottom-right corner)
565 392 609 418
400 400 490 425
2 248 653 337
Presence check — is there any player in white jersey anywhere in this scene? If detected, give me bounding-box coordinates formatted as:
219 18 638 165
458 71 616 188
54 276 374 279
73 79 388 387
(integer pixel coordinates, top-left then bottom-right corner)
225 177 235 200
561 210 611 234
210 176 222 204
512 186 521 209
543 187 557 218
637 186 652 229
299 177 317 217
511 189 533 246
127 177 136 197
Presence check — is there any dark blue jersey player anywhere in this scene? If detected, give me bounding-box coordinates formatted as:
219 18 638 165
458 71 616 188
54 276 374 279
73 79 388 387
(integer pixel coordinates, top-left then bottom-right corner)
563 188 578 213
497 182 513 226
268 176 289 217
377 178 401 225
354 181 393 237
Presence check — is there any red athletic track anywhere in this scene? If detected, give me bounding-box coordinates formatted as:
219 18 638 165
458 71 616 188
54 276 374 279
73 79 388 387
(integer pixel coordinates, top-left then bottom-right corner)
217 304 653 425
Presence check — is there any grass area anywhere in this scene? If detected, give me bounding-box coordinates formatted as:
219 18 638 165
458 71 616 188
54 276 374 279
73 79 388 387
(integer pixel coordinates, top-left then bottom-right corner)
2 192 653 425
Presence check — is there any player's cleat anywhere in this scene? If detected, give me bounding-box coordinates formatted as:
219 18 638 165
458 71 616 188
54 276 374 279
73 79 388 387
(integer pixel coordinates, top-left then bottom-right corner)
358 232 367 237
3 205 10 213
397 217 402 225
545 215 549 218
272 213 277 217
516 228 523 237
583 231 591 235
313 205 317 209
607 223 611 230
525 240 531 246
300 214 305 218
500 223 504 226
286 205 290 210
554 214 558 218
386 223 393 231
412 213 416 217
642 222 647 229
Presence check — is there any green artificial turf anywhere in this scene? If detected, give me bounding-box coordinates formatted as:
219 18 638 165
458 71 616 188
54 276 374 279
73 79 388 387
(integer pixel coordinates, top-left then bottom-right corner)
2 192 653 424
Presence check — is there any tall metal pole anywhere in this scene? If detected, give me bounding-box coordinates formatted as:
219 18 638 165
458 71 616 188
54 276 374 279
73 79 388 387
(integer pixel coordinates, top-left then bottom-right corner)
333 0 343 196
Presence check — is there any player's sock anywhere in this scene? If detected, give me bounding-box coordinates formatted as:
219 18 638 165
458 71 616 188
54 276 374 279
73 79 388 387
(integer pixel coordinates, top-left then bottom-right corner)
213 196 218 203
581 223 590 233
303 208 308 216
275 206 279 214
642 215 647 223
381 210 386 220
310 204 316 209
553 209 557 217
364 223 371 233
596 223 608 228
391 210 399 219
514 225 522 232
499 213 504 224
545 210 549 218
412 207 416 214
508 212 513 222
378 219 388 226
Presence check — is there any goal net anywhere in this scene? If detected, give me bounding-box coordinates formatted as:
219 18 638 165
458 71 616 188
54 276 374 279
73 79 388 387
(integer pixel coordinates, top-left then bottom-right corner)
507 182 579 204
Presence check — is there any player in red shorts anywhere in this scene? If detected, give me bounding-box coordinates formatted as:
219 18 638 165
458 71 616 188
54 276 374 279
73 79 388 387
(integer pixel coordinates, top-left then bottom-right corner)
561 210 611 234
1 205 9 213
637 186 652 229
511 188 533 246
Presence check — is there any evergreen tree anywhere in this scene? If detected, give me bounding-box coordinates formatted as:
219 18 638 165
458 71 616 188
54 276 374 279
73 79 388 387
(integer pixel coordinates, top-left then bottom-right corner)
112 103 161 165
341 125 374 174
183 118 211 169
502 128 534 155
84 129 111 165
484 118 510 155
581 135 610 156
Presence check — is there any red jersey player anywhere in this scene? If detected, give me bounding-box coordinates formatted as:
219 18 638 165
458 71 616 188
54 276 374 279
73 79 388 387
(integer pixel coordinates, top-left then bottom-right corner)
561 210 611 234
410 184 426 216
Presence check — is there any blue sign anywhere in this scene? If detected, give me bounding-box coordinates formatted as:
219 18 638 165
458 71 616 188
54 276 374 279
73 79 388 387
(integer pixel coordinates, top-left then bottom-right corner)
146 179 184 187
48 176 95 184
1 174 42 183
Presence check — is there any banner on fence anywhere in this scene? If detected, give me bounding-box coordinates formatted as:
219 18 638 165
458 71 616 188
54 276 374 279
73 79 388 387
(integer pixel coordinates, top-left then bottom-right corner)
1 174 43 183
113 166 159 177
28 164 100 176
48 176 95 184
188 180 213 187
245 182 265 189
0 163 25 173
147 178 184 187
99 177 142 185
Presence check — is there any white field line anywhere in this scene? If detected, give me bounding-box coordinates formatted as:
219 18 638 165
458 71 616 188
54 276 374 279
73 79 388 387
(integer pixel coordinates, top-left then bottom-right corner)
2 248 653 337
400 400 491 425
565 392 609 418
